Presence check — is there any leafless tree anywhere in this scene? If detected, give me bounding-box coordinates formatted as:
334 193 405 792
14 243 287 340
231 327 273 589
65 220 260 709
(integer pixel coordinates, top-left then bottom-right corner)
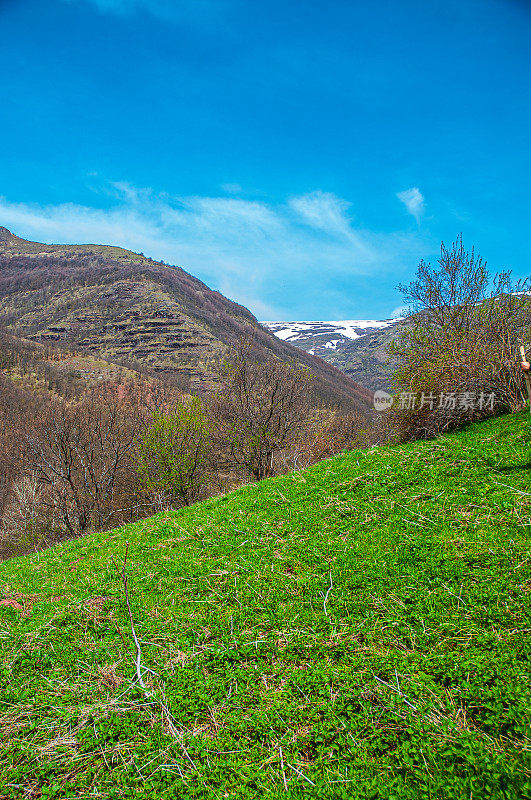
0 474 52 555
27 384 142 535
213 338 314 480
398 234 489 333
391 236 531 438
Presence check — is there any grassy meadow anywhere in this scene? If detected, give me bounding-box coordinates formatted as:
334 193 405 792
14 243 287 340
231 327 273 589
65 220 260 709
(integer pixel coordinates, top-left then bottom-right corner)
0 412 530 798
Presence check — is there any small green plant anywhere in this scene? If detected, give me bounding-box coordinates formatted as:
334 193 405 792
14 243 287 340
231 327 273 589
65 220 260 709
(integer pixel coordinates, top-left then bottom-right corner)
135 397 213 507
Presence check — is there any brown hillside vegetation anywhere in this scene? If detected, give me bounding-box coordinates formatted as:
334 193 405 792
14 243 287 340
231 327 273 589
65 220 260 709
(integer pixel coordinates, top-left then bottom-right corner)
0 227 372 410
0 329 373 560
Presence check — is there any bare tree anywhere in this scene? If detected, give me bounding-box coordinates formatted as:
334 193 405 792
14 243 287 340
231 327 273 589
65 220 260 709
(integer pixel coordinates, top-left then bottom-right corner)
398 234 489 333
27 384 142 535
0 474 55 555
213 338 314 480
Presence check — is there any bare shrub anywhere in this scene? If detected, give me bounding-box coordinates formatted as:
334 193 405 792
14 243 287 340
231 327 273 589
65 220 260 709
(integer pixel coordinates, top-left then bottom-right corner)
390 236 531 439
0 475 60 556
27 384 143 535
278 410 374 471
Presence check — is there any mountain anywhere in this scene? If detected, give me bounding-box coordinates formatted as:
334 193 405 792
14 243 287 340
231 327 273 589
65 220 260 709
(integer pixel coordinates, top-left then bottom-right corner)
0 227 372 410
262 318 400 347
0 326 144 399
262 318 405 390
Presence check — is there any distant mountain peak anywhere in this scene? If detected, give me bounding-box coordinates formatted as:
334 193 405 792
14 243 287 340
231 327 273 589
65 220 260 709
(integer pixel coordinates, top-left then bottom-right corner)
261 318 401 344
261 318 405 391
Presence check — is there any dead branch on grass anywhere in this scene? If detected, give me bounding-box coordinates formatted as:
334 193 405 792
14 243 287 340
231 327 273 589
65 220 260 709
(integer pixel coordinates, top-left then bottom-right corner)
320 568 334 618
113 543 151 696
112 543 199 773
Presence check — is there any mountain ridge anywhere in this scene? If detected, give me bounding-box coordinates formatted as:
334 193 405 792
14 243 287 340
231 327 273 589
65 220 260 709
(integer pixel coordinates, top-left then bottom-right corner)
0 228 372 410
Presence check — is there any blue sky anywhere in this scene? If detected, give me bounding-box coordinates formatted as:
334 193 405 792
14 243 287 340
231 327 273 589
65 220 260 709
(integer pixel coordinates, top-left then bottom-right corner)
0 0 530 320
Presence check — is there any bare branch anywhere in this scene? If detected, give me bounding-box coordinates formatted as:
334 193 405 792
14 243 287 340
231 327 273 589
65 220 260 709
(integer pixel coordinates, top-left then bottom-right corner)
113 543 151 696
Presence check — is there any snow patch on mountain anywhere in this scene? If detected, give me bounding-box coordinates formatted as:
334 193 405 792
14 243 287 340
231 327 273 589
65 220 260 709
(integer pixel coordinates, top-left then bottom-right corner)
261 318 402 348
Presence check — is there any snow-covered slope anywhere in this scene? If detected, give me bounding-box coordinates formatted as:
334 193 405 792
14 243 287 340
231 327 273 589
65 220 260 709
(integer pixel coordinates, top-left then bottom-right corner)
260 318 405 390
261 319 401 354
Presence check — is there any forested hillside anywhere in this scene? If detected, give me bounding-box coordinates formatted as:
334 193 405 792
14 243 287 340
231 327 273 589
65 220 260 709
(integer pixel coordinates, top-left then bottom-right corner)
0 227 371 410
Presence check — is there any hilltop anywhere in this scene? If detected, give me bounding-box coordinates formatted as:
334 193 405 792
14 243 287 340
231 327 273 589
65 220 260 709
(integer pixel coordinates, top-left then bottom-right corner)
1 411 530 798
0 228 371 410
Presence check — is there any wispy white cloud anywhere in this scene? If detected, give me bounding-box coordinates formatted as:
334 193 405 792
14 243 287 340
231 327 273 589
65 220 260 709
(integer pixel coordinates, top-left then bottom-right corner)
289 190 351 236
289 190 373 260
0 183 428 319
397 187 425 224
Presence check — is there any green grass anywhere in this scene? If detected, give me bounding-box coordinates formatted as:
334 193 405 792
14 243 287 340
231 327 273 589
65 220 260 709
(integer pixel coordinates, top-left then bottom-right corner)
1 413 531 799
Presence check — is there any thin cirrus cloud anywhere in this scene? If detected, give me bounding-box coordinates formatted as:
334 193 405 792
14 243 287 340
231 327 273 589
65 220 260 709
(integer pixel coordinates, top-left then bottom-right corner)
288 191 373 258
397 187 425 224
0 183 427 319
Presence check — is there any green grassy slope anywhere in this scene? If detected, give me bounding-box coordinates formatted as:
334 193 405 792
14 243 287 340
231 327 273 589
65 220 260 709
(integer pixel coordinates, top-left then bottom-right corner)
1 413 530 799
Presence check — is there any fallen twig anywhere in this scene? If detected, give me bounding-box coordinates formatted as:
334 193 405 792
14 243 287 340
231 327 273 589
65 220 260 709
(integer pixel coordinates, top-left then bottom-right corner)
320 568 334 618
373 673 417 711
279 747 288 791
112 544 199 773
492 479 531 497
113 543 151 696
285 762 316 786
